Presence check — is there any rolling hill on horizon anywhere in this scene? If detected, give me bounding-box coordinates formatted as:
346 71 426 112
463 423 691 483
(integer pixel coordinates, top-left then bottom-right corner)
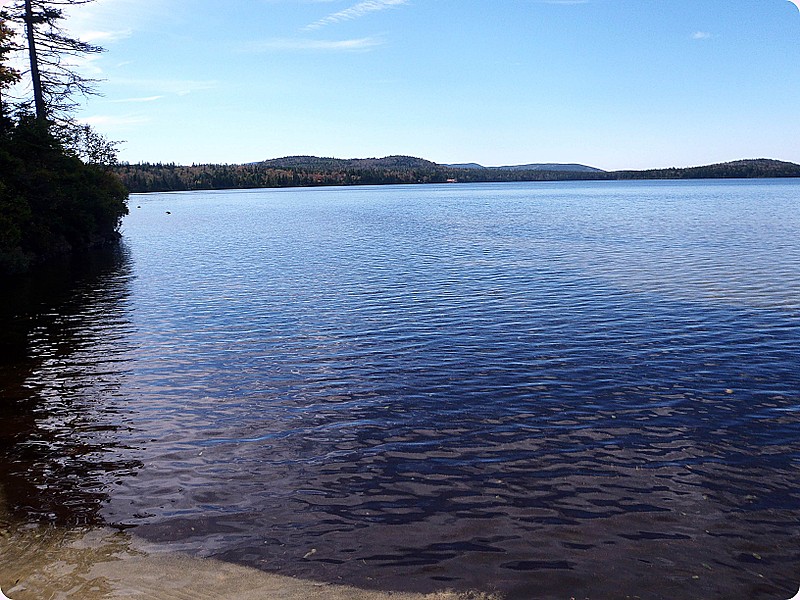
258 156 605 173
445 162 605 173
256 155 439 171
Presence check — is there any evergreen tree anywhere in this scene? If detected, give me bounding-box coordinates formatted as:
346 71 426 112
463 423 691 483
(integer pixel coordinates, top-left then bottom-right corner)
1 0 118 163
3 0 102 122
0 19 21 127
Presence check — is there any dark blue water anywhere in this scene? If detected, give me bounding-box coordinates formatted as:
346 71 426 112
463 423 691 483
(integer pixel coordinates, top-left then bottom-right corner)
2 180 800 598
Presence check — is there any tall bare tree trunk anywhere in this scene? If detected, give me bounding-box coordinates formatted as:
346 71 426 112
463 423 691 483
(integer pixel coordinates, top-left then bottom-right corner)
24 0 46 120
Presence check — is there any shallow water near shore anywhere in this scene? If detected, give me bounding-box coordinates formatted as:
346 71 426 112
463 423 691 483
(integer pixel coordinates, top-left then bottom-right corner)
0 505 496 600
2 180 800 599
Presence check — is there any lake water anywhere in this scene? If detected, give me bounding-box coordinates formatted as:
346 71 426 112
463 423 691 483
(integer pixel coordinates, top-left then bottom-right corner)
2 180 800 599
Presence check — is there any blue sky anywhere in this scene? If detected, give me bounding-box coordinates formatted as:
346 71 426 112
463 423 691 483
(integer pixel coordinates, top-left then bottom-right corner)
57 0 800 169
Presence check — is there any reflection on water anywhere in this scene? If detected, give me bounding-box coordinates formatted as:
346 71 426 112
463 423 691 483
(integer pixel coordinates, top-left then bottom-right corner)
0 248 141 527
2 180 800 599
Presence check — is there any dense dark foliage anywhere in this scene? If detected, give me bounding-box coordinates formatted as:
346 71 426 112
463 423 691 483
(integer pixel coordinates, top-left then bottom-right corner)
0 117 128 275
113 156 800 194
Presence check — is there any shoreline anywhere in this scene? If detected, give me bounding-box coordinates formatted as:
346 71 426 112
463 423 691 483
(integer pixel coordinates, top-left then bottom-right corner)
0 520 502 600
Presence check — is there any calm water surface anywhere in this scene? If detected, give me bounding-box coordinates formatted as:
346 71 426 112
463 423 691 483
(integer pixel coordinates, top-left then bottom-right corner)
2 180 800 599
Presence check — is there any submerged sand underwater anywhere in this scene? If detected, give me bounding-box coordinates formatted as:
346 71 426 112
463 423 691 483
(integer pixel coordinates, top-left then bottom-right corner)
0 524 502 600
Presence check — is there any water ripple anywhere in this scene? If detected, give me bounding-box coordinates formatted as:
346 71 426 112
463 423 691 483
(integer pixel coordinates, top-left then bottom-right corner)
2 180 800 599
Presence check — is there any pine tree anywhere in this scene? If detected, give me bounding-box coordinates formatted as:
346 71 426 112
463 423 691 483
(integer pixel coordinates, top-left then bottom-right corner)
0 19 21 127
3 0 102 121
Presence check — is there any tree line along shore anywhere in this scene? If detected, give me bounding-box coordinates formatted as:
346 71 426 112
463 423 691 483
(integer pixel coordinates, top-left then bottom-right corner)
114 157 800 194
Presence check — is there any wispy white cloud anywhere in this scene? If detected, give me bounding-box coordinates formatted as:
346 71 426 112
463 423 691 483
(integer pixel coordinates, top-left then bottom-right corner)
79 28 134 44
77 114 150 128
112 78 218 96
304 0 408 31
244 36 383 52
62 0 166 43
111 95 165 103
50 53 103 77
692 31 713 40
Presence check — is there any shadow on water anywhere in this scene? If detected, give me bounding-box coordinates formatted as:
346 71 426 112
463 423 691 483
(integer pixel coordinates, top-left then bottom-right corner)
0 245 142 528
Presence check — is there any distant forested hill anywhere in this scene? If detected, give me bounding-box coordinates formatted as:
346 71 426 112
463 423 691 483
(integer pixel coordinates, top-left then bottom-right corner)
113 157 800 193
257 155 439 170
446 162 605 173
615 159 800 180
